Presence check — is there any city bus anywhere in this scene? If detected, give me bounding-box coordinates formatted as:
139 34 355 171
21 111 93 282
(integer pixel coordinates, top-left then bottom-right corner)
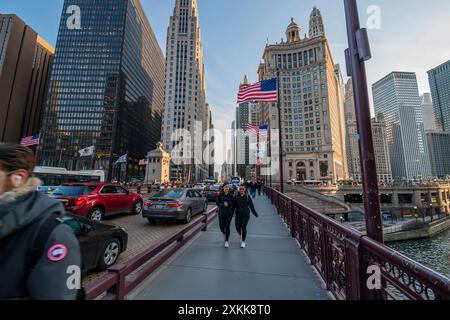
33 167 106 186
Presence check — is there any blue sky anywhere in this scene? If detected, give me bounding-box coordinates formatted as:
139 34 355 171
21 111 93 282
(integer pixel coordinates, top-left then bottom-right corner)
1 0 450 133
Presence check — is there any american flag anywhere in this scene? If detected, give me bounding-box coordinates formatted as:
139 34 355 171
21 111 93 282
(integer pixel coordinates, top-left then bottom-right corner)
20 133 40 147
247 124 269 137
259 125 269 137
237 78 278 104
247 124 260 134
139 159 148 166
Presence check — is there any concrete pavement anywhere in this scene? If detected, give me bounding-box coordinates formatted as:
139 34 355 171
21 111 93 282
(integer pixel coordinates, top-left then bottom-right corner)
129 195 330 300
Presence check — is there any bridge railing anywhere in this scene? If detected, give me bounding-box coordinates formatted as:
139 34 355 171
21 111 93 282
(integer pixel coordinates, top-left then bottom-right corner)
85 207 218 300
265 187 450 300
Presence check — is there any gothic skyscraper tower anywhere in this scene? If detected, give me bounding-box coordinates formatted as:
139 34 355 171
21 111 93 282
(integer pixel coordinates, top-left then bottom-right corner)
309 7 325 38
161 0 208 182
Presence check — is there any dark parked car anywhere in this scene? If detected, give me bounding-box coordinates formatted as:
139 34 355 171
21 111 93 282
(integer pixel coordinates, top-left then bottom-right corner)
52 183 143 221
143 189 208 224
204 185 221 202
63 214 128 271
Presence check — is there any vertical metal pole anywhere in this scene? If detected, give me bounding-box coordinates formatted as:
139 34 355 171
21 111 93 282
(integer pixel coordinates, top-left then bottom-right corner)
277 69 284 193
344 0 383 243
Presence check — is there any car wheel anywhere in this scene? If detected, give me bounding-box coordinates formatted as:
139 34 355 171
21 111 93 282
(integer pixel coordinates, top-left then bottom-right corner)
88 207 104 221
98 238 121 270
132 201 143 215
183 208 192 224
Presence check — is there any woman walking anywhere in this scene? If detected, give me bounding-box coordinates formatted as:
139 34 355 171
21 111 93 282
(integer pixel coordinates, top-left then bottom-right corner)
216 184 235 248
234 185 258 248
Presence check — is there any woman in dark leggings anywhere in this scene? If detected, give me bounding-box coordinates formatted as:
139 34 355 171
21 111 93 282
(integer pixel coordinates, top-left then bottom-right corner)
234 186 258 248
216 184 235 248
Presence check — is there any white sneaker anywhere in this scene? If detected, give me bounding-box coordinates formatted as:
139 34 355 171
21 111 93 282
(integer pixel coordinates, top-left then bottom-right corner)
241 242 246 248
224 241 230 248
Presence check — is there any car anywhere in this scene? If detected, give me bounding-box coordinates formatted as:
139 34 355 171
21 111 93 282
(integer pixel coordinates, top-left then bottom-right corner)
193 183 206 191
204 185 221 202
142 188 208 224
52 183 143 221
63 214 128 271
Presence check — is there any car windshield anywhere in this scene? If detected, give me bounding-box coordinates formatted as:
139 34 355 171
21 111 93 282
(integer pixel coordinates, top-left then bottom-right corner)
52 186 96 196
152 189 184 199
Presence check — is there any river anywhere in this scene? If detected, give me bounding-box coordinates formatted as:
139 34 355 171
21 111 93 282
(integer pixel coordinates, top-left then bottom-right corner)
388 228 450 278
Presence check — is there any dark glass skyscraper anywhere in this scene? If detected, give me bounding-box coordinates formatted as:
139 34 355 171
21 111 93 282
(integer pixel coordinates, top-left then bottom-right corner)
38 0 165 181
428 60 450 132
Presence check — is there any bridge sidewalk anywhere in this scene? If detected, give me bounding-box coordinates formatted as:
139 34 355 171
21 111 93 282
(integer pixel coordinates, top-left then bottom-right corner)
128 194 330 300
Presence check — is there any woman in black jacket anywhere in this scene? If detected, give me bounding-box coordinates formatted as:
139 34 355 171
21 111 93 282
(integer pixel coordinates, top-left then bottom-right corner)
234 185 258 248
216 185 235 248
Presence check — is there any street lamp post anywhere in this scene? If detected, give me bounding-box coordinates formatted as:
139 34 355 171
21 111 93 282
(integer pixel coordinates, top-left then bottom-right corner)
276 68 284 193
58 148 66 168
344 0 384 243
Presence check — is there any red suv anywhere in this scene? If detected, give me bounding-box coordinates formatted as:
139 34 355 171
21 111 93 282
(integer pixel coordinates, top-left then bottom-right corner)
51 183 143 221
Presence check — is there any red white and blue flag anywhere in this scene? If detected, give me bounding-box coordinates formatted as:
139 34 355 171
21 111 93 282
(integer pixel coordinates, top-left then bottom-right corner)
237 78 278 104
247 124 269 137
20 133 40 147
247 124 260 134
259 125 269 137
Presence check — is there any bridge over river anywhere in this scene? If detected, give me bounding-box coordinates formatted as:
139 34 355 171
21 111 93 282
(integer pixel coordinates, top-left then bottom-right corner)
85 189 450 301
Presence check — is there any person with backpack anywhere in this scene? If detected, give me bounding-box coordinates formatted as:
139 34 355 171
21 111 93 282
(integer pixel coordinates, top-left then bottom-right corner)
0 143 82 300
216 184 235 248
234 185 258 248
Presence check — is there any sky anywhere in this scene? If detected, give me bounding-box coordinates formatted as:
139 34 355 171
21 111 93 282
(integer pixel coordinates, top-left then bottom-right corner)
1 0 450 135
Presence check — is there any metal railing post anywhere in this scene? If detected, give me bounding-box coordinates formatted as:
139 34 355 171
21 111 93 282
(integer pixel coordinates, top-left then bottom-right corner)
107 264 127 300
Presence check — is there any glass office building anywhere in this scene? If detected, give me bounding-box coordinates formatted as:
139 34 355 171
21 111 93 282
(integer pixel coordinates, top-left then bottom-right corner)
428 60 450 132
373 72 432 181
38 0 165 181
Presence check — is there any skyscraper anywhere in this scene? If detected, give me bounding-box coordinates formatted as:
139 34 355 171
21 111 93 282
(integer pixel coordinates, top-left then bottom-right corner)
0 14 54 143
428 60 450 132
373 72 431 181
38 0 165 181
161 0 208 182
345 80 392 184
426 131 450 178
421 93 437 132
258 9 348 184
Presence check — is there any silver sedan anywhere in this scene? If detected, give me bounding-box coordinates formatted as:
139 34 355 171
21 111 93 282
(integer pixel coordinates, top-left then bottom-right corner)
142 189 209 224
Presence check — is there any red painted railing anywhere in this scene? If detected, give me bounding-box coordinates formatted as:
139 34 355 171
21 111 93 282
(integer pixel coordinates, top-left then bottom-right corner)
265 187 450 300
85 207 218 300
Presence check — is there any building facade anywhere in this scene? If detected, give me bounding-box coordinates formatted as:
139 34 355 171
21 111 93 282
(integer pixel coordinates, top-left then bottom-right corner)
426 131 450 178
258 8 348 185
0 14 54 143
161 0 208 183
345 80 392 184
428 60 450 132
373 72 431 181
38 0 165 181
421 93 437 132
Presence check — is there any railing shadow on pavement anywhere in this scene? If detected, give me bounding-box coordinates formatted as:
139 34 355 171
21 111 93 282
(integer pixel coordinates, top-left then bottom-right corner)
85 207 218 300
264 187 450 301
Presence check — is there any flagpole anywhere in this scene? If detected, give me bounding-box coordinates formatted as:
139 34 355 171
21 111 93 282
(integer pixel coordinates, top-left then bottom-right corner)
276 68 284 193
